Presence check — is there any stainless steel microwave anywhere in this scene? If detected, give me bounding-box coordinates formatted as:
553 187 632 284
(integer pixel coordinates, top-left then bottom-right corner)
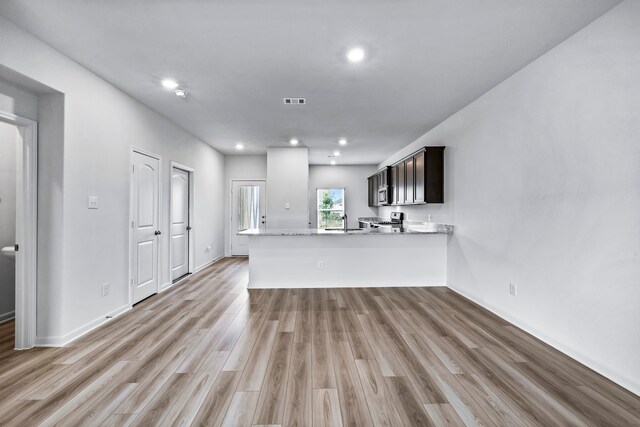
378 187 389 204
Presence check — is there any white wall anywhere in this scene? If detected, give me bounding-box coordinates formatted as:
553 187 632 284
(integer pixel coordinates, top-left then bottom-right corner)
223 155 268 256
0 122 18 321
378 0 640 394
36 93 66 339
0 76 39 121
266 147 309 229
0 16 226 344
309 165 377 229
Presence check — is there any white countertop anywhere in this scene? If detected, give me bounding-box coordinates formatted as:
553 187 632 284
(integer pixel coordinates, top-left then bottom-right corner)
239 223 453 236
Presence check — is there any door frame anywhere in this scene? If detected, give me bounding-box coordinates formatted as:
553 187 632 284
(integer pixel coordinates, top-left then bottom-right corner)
168 161 194 288
229 179 266 256
128 147 163 305
0 110 38 350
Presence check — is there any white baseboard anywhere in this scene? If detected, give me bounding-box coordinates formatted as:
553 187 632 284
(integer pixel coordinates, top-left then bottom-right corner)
0 310 15 324
33 256 224 348
248 281 446 289
35 304 131 347
446 281 640 398
160 274 188 293
159 281 173 292
194 254 224 273
163 256 225 292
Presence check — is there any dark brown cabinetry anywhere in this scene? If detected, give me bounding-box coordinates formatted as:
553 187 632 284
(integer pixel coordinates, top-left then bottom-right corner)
423 146 445 203
368 146 444 206
414 150 425 203
367 167 392 207
405 156 414 204
367 175 377 207
395 162 405 204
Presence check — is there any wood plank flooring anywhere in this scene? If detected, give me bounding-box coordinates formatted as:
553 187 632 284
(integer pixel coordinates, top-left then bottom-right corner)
0 257 639 426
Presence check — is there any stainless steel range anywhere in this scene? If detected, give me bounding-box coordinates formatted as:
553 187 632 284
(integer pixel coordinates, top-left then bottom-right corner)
370 211 404 229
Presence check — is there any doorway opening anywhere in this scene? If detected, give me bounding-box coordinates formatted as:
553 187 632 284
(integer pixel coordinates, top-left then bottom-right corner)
169 162 194 284
230 180 266 256
0 111 37 350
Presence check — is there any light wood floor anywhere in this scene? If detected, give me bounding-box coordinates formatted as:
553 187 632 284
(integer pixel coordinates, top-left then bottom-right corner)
0 257 638 426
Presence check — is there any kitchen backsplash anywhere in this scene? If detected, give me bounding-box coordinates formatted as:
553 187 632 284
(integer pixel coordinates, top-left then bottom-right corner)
377 204 452 224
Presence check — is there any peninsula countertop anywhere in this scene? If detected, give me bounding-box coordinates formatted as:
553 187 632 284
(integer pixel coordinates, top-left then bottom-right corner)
239 223 453 236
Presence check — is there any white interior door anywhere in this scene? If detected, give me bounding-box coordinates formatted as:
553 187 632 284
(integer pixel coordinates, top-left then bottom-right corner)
231 180 265 256
0 123 18 325
131 151 160 304
0 112 37 350
171 167 190 282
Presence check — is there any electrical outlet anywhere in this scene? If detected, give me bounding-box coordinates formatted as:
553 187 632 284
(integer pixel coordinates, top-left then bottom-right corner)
285 202 290 209
509 282 517 296
102 282 110 297
317 260 324 269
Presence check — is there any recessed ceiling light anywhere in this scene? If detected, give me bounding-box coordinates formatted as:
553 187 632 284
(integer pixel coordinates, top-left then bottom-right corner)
161 78 179 89
175 89 188 98
330 160 337 165
236 143 244 150
346 47 366 63
338 138 347 146
334 151 341 156
290 138 299 146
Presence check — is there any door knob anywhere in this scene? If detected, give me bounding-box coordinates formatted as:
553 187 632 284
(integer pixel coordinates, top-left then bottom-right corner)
154 230 162 235
186 226 192 231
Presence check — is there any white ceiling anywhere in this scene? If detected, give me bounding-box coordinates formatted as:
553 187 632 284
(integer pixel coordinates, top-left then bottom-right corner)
0 0 619 164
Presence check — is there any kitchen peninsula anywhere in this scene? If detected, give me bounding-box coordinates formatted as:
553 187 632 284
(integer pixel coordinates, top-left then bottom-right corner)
240 222 453 288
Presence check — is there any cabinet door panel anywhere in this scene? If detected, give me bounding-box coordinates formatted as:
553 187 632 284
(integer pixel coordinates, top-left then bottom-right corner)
405 157 414 203
397 163 405 204
373 174 379 206
368 177 375 207
414 151 425 203
390 166 397 205
426 147 445 203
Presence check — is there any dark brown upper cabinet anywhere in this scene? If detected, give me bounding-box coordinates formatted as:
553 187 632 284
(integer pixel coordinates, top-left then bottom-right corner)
368 146 445 206
404 156 414 204
423 146 445 203
407 146 444 204
396 162 405 204
414 150 425 203
367 174 378 207
367 167 392 206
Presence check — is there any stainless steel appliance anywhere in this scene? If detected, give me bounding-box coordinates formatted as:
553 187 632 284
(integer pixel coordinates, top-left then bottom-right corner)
378 187 388 204
370 211 404 229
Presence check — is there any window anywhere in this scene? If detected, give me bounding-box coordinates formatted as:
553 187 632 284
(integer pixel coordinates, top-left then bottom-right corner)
237 185 260 231
317 188 345 229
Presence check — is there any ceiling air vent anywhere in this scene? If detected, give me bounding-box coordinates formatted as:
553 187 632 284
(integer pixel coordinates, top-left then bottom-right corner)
283 98 306 105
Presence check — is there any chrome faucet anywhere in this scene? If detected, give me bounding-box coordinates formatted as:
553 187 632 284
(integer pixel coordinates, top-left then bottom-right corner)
342 214 348 232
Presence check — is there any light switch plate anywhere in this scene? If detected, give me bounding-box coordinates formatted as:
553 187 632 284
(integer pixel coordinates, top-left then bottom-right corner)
88 196 99 209
285 202 290 209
